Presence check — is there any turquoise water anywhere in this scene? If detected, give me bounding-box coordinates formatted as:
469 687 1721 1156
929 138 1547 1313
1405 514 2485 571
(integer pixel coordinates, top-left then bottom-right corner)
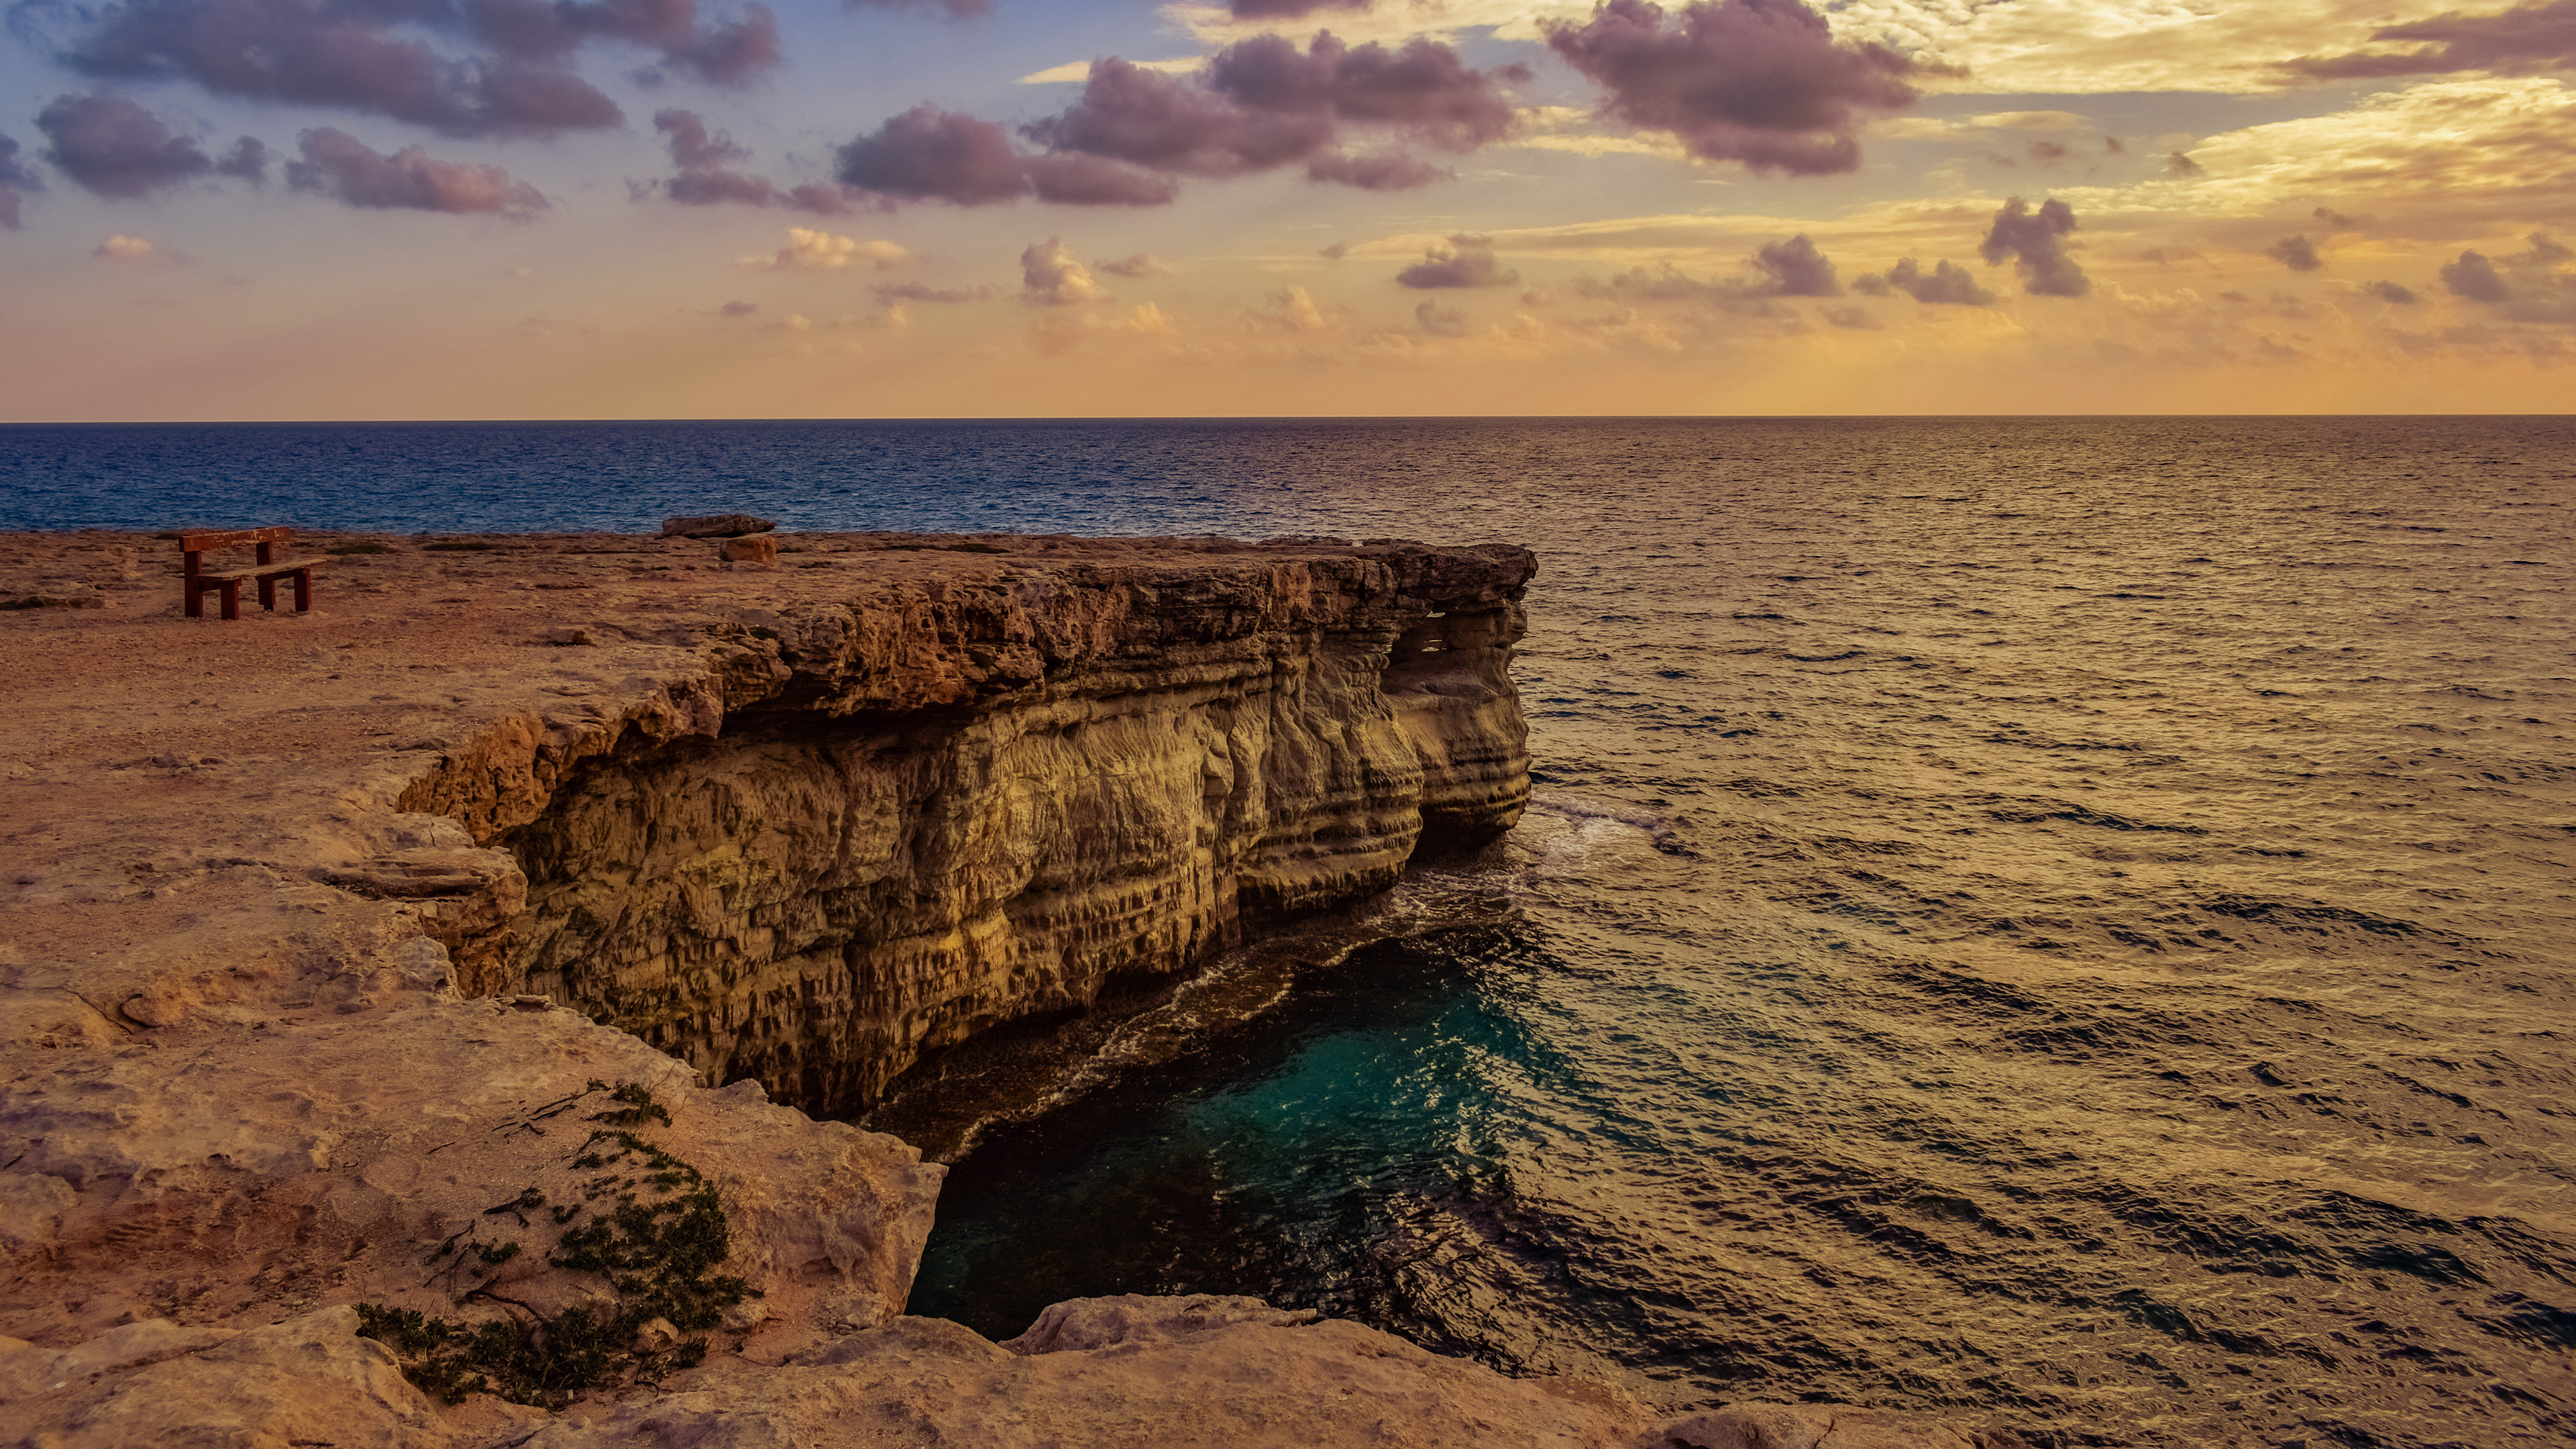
11 416 2574 1447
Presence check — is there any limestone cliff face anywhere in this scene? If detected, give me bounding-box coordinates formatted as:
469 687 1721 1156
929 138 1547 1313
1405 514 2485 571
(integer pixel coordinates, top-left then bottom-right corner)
394 543 1534 1117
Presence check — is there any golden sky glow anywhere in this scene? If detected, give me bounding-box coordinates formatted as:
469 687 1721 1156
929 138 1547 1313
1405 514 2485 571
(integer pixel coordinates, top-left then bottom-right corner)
2 0 2572 419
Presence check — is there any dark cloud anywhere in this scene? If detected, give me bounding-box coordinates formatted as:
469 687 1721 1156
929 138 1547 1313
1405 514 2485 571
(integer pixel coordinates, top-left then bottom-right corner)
1305 150 1450 189
1320 240 1349 260
2140 246 2203 267
2313 205 2364 230
2164 150 2202 176
1540 0 1946 177
829 105 1177 207
647 109 851 213
2512 231 2573 266
1855 256 1995 305
2366 280 2418 305
0 133 38 228
1979 196 2088 297
718 299 758 315
286 127 547 215
1396 233 1518 288
40 0 778 139
1822 303 1878 329
843 0 990 13
837 31 1524 209
1023 152 1180 206
2283 0 2576 80
1752 233 1837 295
2439 250 2510 301
1415 299 1472 335
36 92 262 198
837 105 1036 204
2266 235 2324 272
2027 140 2068 162
875 281 1000 303
2103 135 2125 154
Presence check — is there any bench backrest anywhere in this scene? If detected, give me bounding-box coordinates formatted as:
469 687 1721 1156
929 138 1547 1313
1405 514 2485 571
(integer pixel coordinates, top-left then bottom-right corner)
179 526 292 553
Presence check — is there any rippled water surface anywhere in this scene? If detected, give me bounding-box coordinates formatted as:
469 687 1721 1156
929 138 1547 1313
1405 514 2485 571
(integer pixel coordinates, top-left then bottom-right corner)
11 417 2573 1447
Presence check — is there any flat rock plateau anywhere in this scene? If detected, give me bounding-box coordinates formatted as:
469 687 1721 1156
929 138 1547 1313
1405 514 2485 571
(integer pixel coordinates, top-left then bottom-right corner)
0 529 2019 1448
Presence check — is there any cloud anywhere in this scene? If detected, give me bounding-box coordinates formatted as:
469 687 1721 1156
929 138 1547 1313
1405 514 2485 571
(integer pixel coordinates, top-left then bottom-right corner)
842 31 1523 207
1397 233 1520 288
2284 0 2576 81
1540 0 1947 176
1751 233 1838 294
875 281 1000 303
835 105 1176 207
1231 0 1371 17
2164 150 2203 177
2266 235 2324 271
2171 79 2576 232
1246 284 1331 331
1572 233 1842 307
1415 299 1472 335
93 232 156 258
2366 279 2419 304
718 299 759 316
1022 236 1110 304
1097 253 1179 277
285 127 547 215
1853 256 1996 305
2439 249 2512 301
743 226 912 270
648 109 852 215
0 133 42 229
1320 240 1349 260
2313 205 2364 230
1979 195 2088 297
1823 303 1879 329
40 0 780 138
36 92 260 198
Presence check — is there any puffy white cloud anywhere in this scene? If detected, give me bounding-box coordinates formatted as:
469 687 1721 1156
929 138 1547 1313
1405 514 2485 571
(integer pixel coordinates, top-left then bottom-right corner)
743 227 913 271
1021 237 1112 304
93 233 157 260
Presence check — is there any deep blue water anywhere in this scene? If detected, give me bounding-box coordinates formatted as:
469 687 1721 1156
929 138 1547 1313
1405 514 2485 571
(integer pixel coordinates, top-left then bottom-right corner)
9 417 2574 1448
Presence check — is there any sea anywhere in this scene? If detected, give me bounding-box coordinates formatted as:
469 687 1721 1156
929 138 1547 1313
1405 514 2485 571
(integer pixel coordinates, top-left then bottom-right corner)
5 417 2571 1448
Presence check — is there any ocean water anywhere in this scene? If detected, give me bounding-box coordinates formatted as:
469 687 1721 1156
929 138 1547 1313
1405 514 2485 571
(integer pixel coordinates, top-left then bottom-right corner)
9 417 2573 1448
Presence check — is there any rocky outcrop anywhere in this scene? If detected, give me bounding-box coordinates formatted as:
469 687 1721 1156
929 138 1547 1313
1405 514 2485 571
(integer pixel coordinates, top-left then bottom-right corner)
0 529 2019 1449
394 541 1535 1115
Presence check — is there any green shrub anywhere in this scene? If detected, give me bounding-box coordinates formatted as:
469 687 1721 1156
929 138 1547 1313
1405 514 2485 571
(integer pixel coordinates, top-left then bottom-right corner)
356 1083 752 1409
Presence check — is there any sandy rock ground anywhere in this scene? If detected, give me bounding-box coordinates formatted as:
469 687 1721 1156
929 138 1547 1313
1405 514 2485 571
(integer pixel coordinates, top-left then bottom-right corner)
0 529 2021 1448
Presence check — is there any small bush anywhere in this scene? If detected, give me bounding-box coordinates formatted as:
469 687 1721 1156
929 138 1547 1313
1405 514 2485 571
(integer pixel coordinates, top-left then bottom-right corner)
356 1083 751 1409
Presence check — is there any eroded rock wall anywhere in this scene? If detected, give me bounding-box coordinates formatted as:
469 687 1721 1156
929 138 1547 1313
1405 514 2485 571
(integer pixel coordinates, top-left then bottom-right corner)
395 544 1534 1116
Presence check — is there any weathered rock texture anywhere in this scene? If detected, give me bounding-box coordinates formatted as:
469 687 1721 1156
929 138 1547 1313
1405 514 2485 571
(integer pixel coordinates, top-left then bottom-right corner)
388 538 1536 1115
0 529 2016 1448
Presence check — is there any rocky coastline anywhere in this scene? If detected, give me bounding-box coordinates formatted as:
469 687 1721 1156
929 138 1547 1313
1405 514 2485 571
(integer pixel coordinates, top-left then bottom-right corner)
0 528 2019 1448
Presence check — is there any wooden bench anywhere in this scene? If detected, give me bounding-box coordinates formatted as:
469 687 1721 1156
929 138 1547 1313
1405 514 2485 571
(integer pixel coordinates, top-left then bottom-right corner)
180 527 326 620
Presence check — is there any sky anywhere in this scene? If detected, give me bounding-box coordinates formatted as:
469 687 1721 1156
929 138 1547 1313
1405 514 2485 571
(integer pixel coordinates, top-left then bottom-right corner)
2 0 2573 419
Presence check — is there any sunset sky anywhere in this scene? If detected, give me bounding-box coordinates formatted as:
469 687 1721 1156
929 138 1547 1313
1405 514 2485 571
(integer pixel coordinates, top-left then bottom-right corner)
3 0 2573 419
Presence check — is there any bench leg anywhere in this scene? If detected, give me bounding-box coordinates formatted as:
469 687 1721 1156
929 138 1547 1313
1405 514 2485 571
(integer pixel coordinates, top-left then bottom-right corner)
292 569 313 612
185 582 204 619
219 580 241 621
258 574 278 611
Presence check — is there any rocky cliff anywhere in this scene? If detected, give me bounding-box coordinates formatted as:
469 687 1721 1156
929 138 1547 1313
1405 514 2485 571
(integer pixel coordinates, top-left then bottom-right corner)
384 537 1534 1116
0 528 2013 1448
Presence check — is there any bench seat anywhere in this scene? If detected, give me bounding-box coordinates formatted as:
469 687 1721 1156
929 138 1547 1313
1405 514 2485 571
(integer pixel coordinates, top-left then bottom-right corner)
195 557 330 584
